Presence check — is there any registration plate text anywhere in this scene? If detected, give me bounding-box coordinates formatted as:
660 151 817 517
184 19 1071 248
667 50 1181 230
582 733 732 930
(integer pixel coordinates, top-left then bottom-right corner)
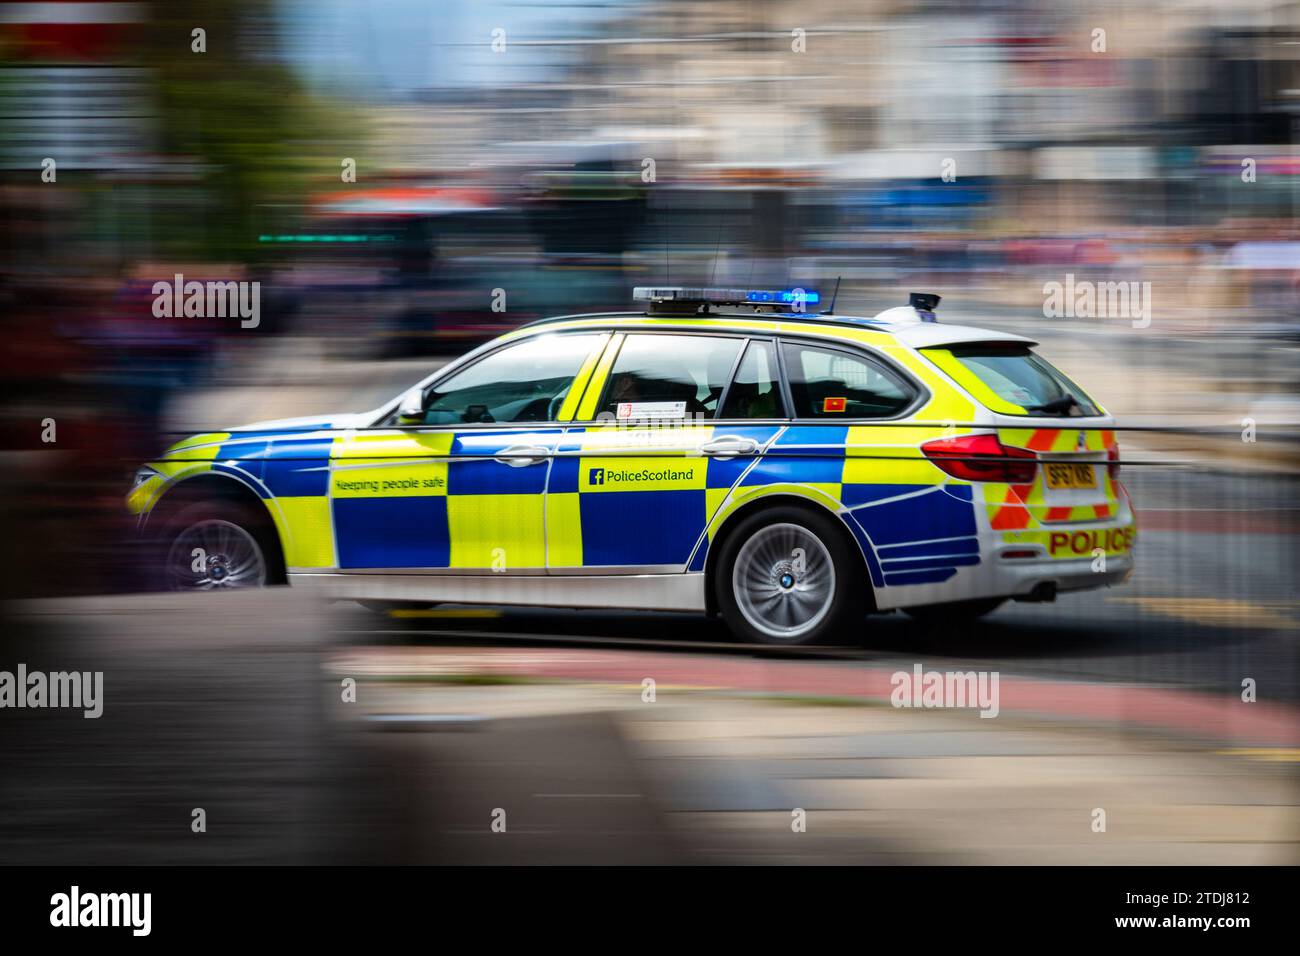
1045 463 1096 489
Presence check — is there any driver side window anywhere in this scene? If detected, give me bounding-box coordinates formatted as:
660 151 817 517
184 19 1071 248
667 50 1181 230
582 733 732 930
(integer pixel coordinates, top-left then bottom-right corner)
419 333 603 425
595 333 743 422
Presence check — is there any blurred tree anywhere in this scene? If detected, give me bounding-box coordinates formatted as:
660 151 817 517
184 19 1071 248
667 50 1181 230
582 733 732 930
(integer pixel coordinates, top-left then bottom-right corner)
143 0 366 263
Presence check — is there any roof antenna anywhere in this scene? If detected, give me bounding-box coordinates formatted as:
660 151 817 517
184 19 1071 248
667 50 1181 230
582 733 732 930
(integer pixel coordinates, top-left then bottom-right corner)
825 276 842 315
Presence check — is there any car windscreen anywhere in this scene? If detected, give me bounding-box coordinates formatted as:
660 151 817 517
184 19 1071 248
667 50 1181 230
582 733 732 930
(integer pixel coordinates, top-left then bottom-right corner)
923 344 1101 417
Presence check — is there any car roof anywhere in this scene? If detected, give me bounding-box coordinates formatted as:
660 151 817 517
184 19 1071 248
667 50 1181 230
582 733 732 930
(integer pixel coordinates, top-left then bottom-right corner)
514 310 1038 349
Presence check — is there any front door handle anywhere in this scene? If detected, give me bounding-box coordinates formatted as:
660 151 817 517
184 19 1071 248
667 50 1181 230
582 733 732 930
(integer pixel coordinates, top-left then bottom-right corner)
698 436 760 458
495 445 550 467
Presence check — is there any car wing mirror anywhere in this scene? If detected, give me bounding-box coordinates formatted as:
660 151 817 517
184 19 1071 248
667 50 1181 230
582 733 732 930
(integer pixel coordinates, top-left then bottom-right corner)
396 386 424 424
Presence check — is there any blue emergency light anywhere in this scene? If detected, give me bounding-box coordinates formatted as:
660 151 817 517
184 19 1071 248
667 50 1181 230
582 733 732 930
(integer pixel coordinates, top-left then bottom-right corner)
633 287 822 312
747 290 821 305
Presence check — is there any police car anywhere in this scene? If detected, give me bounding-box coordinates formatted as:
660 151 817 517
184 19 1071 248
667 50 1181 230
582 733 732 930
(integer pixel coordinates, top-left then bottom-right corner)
128 288 1135 644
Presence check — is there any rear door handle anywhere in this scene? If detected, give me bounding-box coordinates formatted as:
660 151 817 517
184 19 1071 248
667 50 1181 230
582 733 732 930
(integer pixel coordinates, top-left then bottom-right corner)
495 445 550 467
698 436 760 458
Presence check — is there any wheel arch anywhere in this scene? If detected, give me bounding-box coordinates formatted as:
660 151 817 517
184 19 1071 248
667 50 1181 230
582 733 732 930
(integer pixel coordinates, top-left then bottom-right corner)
702 492 876 616
144 471 272 526
143 472 288 583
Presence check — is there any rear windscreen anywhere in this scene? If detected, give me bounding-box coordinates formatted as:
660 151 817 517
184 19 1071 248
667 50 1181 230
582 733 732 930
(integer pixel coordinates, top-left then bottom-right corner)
924 344 1101 417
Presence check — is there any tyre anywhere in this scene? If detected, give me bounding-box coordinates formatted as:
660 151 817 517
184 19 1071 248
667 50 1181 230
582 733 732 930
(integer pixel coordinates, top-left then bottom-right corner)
157 498 283 591
904 598 1005 625
715 506 866 645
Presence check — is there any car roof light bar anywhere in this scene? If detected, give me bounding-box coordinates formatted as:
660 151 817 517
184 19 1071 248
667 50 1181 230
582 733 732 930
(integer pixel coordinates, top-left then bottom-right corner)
633 286 821 315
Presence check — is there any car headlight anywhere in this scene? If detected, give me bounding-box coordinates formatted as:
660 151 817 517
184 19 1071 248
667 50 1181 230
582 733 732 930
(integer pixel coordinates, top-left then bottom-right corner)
131 466 161 489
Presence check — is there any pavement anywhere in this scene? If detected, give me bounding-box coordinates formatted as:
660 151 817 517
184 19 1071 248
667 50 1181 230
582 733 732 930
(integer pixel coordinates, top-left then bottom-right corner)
322 625 1300 864
2 590 1295 865
346 679 1300 865
330 644 1300 747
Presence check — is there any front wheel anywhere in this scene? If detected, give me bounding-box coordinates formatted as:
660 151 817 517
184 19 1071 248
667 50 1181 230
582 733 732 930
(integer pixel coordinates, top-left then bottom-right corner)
159 500 281 591
715 507 866 645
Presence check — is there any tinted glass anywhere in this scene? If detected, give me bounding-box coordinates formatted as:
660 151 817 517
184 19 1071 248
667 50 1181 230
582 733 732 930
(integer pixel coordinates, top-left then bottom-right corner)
421 333 601 424
720 340 783 419
782 343 915 418
598 334 742 422
935 345 1100 417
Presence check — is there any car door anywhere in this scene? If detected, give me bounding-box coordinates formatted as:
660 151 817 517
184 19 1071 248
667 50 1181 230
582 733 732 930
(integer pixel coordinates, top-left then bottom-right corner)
329 331 607 573
545 331 784 572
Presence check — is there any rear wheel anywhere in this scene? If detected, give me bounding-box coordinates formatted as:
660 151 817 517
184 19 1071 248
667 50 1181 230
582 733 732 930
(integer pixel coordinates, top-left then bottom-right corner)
158 499 283 591
715 506 865 645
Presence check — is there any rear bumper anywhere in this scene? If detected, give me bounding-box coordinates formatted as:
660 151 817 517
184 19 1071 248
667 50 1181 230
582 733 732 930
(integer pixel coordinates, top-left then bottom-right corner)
995 551 1134 599
874 519 1137 611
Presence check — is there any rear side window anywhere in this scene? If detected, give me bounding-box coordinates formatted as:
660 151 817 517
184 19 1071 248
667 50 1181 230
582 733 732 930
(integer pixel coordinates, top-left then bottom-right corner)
782 342 915 419
925 344 1100 417
598 334 743 421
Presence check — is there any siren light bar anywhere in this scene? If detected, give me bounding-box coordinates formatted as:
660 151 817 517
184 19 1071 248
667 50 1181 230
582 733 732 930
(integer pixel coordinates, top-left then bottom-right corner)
633 286 821 313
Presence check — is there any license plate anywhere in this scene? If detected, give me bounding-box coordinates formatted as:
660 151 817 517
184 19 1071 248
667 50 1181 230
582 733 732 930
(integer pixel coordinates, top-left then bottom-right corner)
1045 463 1097 490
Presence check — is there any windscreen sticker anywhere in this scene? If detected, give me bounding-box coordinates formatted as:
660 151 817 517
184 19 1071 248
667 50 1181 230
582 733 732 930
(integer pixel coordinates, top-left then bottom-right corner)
617 401 686 420
822 397 847 413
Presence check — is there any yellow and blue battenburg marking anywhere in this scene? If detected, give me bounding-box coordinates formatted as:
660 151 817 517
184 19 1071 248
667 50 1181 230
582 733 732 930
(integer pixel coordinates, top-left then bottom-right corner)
135 414 977 581
327 429 561 570
134 422 986 585
551 423 779 568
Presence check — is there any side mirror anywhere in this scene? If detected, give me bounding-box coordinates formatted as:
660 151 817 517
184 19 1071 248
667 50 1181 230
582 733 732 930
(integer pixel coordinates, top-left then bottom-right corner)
397 386 424 423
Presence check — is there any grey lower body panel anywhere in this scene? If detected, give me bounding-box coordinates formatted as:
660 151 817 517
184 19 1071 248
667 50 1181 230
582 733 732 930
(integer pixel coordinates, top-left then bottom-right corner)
288 570 707 612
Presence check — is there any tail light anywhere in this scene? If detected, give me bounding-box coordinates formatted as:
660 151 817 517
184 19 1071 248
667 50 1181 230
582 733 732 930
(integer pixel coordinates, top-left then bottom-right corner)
921 434 1038 483
1107 444 1120 481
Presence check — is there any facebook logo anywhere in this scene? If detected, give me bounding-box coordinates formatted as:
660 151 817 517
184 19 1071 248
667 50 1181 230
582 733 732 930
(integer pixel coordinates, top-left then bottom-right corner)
588 467 604 486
